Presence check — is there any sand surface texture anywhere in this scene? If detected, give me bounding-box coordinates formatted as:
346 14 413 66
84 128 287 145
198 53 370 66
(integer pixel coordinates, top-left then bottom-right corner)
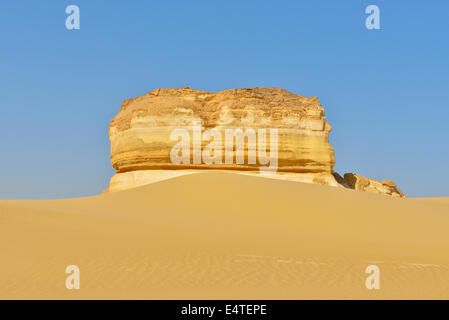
1 172 448 299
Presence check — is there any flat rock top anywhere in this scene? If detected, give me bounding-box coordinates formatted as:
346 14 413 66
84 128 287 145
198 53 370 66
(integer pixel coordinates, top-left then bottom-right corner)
124 87 318 102
111 87 324 130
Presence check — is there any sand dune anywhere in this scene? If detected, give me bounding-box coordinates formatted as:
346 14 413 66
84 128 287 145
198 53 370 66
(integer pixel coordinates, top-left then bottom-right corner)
417 197 449 205
1 171 449 299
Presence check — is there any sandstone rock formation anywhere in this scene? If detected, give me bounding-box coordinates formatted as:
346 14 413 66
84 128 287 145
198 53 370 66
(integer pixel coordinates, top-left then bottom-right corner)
109 87 336 191
335 173 406 198
107 87 406 197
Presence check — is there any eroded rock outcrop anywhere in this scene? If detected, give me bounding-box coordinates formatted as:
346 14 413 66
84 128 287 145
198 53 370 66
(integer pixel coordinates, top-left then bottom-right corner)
107 86 406 197
333 172 406 198
109 87 336 191
340 173 406 198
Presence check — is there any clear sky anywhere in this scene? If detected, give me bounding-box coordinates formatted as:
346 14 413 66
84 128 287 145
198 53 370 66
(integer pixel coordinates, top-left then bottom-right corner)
0 0 448 199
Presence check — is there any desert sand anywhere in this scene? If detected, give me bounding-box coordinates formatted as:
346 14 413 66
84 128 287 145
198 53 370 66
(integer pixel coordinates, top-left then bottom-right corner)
1 171 449 299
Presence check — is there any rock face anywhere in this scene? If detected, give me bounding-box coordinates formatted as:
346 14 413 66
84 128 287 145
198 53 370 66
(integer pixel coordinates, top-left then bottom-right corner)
109 87 336 191
333 172 406 198
107 87 405 197
341 173 406 198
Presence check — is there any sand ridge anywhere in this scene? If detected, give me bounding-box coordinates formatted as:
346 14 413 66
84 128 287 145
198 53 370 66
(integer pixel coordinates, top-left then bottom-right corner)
1 172 448 299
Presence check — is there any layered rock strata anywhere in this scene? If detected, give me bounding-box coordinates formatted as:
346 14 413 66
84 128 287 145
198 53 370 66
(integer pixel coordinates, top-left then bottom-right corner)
109 87 336 191
107 87 406 197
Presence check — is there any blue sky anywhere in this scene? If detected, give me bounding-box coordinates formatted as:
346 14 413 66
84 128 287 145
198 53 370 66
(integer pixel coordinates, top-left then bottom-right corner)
0 0 448 199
